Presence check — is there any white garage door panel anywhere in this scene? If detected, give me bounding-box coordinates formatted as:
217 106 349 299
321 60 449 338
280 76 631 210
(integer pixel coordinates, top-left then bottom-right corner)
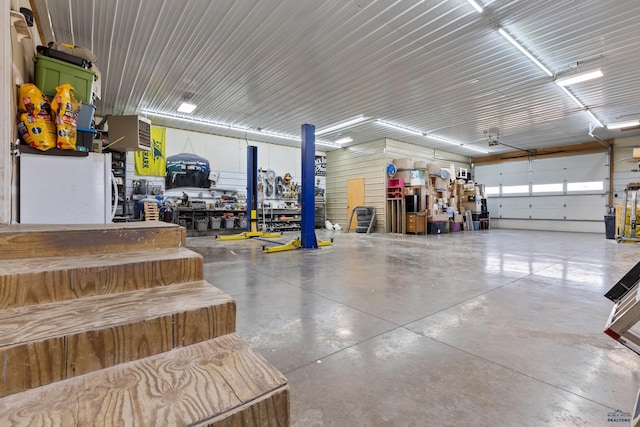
497 197 531 219
487 198 500 216
564 194 608 220
475 152 608 231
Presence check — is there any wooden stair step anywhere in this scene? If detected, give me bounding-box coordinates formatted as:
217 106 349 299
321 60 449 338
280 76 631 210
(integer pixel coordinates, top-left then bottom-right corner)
0 281 235 398
0 223 186 260
0 247 204 309
0 334 290 426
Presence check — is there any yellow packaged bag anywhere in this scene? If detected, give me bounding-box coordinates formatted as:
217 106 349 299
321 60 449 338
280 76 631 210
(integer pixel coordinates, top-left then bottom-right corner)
50 83 81 150
18 112 57 151
18 83 51 117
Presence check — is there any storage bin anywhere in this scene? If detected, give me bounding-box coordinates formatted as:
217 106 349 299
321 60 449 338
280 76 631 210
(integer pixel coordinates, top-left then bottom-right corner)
195 218 208 231
210 217 221 230
473 220 480 230
34 54 96 103
427 221 447 235
77 103 95 128
238 218 248 229
76 128 96 152
450 222 461 232
224 217 236 228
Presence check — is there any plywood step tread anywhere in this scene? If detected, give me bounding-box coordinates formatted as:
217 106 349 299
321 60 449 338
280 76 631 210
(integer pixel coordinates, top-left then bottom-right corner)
0 223 186 260
0 281 236 397
0 247 204 309
0 334 290 426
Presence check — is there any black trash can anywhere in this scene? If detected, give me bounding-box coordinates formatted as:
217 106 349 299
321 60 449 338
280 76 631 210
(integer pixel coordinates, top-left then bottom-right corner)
604 214 615 239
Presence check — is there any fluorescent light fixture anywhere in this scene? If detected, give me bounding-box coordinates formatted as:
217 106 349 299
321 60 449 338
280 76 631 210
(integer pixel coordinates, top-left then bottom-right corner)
424 133 460 146
555 68 603 87
376 119 424 136
607 120 640 130
498 27 553 77
334 136 353 144
140 110 340 147
462 145 489 154
316 115 367 135
377 119 489 153
177 102 197 114
466 0 483 13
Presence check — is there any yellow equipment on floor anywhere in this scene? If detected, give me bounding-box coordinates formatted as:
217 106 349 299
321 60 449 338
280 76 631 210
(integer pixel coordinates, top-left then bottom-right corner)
262 237 333 254
217 210 282 241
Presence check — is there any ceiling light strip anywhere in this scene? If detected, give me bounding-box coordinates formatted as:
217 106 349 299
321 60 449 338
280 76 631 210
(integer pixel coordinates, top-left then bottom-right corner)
466 0 483 13
497 27 553 77
462 145 489 154
376 120 489 154
315 115 368 135
140 111 339 147
555 68 603 87
607 119 640 130
334 136 353 144
376 119 423 136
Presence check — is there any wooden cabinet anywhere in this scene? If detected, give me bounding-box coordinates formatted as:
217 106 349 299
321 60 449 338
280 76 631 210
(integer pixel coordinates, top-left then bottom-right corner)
406 213 426 234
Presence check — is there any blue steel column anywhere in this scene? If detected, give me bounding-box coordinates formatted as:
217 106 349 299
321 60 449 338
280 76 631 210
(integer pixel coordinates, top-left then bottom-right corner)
246 145 258 231
300 124 318 249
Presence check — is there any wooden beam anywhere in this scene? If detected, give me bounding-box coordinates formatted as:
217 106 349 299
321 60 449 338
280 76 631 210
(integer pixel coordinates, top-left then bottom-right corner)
472 141 611 166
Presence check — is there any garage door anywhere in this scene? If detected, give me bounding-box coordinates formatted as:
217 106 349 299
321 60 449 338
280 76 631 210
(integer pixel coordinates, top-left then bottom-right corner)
474 152 609 232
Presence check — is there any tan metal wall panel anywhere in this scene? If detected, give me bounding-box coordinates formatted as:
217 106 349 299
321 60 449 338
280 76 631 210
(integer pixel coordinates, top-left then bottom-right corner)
326 140 387 231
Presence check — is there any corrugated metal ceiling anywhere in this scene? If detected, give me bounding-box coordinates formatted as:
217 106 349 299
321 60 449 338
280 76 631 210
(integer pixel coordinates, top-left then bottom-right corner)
30 0 640 155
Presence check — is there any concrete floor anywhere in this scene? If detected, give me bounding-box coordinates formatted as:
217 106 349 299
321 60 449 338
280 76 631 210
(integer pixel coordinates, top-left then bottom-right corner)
188 228 640 426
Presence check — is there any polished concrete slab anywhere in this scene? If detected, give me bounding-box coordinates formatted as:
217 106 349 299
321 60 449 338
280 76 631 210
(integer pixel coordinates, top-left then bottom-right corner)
188 228 640 426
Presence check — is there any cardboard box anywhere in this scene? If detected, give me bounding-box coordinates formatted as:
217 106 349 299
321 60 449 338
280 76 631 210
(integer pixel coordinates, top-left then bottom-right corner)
431 213 449 222
414 160 427 169
461 202 481 212
395 170 412 182
434 177 449 190
454 214 463 223
427 163 441 176
393 158 414 169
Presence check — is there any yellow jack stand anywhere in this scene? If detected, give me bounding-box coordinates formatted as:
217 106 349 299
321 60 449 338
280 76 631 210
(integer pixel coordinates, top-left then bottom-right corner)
262 237 333 253
217 210 282 241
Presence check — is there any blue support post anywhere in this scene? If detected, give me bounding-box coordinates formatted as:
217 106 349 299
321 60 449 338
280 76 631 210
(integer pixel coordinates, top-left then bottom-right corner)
300 124 318 249
246 145 258 231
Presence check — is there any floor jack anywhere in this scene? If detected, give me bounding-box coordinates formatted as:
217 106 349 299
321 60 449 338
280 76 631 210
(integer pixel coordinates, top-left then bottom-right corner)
216 211 282 241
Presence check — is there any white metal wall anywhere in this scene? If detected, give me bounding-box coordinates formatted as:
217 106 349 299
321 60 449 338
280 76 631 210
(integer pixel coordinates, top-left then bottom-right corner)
475 152 609 233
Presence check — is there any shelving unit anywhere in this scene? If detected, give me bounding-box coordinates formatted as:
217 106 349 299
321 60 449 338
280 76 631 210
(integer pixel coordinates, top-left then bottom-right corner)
259 207 301 232
107 149 129 221
172 207 246 236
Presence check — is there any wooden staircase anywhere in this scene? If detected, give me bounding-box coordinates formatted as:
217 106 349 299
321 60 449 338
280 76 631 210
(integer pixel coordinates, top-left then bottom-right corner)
0 222 289 426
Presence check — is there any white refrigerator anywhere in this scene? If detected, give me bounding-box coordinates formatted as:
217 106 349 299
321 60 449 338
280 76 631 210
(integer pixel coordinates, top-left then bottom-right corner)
20 152 117 224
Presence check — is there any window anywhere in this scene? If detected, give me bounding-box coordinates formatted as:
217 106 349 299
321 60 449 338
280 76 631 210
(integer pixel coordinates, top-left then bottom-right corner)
502 185 529 195
532 183 563 193
485 186 500 195
567 181 603 192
